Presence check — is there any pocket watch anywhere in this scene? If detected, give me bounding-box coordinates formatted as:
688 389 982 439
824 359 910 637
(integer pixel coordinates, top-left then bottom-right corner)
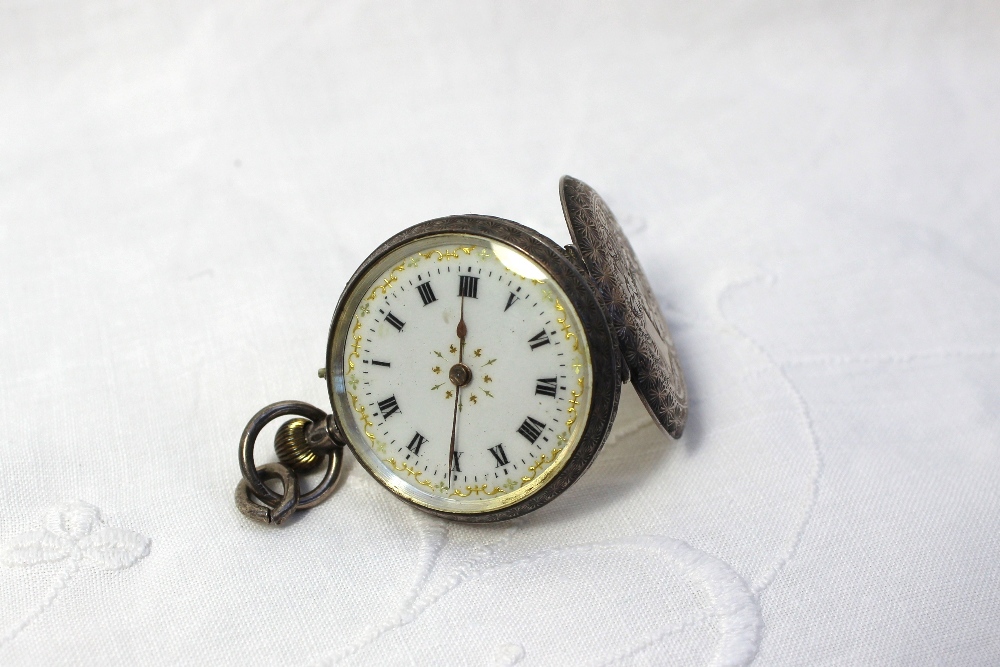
234 176 687 525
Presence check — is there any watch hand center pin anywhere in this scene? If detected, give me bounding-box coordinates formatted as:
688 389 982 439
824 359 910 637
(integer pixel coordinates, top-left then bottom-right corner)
449 363 472 387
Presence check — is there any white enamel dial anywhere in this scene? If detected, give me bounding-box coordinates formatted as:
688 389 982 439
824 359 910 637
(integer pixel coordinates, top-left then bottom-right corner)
331 234 594 514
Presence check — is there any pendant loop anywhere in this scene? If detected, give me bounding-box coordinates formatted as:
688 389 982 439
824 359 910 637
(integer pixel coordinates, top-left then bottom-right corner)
235 462 299 525
237 400 345 522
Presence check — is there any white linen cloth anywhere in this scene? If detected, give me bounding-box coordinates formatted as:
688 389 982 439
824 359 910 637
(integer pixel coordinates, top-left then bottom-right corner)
1 2 998 665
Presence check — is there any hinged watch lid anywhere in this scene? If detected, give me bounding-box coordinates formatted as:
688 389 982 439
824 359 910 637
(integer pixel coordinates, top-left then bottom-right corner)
559 175 688 438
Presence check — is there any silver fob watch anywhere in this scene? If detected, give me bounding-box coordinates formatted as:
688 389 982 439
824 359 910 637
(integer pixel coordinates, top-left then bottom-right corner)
234 176 687 525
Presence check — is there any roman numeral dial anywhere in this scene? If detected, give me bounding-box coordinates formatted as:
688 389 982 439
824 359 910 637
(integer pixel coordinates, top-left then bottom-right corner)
339 237 594 512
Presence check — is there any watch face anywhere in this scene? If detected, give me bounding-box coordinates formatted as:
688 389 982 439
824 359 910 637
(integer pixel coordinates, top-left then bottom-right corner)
328 219 618 520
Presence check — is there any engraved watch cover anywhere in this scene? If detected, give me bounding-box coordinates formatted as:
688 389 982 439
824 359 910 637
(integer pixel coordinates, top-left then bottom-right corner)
559 175 688 438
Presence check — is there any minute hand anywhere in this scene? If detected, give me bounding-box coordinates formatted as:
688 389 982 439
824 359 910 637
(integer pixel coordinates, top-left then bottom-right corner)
446 383 460 489
447 296 467 487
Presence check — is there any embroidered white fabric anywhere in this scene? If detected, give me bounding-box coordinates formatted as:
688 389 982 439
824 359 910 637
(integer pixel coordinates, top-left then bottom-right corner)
1 2 998 665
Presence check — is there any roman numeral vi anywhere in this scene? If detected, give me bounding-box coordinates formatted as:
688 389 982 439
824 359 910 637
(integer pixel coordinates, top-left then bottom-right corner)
528 329 550 350
451 450 462 473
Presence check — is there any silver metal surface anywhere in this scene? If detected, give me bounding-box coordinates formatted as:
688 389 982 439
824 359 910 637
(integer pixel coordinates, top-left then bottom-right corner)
560 175 689 438
234 176 686 525
235 462 299 525
326 216 621 522
237 400 345 518
305 414 344 454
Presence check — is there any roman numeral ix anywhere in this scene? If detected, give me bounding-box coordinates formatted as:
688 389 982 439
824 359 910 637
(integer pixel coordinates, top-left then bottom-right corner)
458 275 479 299
535 377 558 398
527 329 550 350
384 312 405 331
377 395 400 419
517 416 546 443
406 432 427 455
488 444 510 468
416 281 437 306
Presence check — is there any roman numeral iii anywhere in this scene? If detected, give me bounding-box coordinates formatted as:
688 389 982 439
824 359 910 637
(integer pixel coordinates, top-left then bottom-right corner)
377 395 400 419
488 444 510 467
384 312 405 331
517 416 545 443
416 281 437 306
406 432 427 455
535 377 558 397
527 329 550 350
458 275 479 298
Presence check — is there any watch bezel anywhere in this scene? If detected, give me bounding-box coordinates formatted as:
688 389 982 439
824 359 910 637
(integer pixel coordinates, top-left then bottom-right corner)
325 215 621 522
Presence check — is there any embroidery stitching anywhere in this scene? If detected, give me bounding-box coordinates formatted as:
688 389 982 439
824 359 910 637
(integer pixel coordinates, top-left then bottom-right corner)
0 500 150 649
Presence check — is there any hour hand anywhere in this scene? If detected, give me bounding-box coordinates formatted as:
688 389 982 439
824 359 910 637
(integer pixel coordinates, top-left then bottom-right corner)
457 297 467 360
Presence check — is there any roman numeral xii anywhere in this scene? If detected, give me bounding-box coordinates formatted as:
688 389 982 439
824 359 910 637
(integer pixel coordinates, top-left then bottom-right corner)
458 275 479 298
